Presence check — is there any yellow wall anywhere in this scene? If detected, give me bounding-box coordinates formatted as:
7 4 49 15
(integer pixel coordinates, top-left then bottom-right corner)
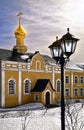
54 72 61 100
30 54 45 70
21 71 52 104
73 71 84 99
2 54 84 108
5 70 18 107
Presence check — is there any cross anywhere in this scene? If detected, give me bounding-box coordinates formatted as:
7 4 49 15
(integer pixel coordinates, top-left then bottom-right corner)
17 11 23 26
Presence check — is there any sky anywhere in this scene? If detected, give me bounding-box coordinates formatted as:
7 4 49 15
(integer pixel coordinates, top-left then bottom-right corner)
0 0 84 62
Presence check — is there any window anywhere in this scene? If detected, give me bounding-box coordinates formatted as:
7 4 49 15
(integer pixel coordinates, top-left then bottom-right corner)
74 88 78 96
8 79 16 95
80 88 84 96
56 80 61 92
36 60 41 70
74 76 78 83
65 76 70 84
65 89 69 97
24 79 31 94
80 76 84 84
34 94 39 102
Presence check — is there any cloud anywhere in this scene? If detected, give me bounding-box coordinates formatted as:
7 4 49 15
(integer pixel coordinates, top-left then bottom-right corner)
0 0 84 62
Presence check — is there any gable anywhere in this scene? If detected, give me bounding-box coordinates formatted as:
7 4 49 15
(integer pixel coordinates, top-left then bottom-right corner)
31 79 55 92
30 53 45 70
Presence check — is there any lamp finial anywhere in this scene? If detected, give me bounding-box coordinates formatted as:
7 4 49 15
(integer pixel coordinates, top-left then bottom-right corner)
67 28 69 33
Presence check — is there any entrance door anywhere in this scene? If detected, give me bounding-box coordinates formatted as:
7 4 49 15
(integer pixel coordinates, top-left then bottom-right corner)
45 92 50 105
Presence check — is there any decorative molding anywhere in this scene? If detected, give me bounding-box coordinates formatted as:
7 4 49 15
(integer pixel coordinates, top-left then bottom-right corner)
23 78 31 95
8 78 16 96
35 60 41 70
56 79 61 93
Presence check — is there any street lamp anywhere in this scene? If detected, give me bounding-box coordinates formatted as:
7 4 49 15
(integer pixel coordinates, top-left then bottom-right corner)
48 28 79 130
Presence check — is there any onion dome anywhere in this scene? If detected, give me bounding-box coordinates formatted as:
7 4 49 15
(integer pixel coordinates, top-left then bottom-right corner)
14 11 26 36
14 25 26 36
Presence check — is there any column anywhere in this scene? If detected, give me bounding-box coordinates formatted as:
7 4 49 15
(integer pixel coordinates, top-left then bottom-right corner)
1 69 5 107
71 71 74 98
18 63 22 105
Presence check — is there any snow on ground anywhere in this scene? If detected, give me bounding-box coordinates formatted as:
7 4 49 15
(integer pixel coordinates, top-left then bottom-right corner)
0 103 84 130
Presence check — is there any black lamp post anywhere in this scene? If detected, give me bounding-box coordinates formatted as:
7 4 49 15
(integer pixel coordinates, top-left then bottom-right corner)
48 28 79 130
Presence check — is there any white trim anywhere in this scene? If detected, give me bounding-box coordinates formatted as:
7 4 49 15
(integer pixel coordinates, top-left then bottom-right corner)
2 67 53 73
35 60 41 70
2 68 18 71
65 75 70 84
8 78 16 96
23 77 31 83
56 79 61 93
80 76 84 84
27 69 52 73
74 75 78 84
18 70 22 105
71 72 74 98
8 77 16 83
80 88 84 96
23 78 31 95
1 69 5 107
52 66 55 88
32 52 44 62
65 88 70 97
1 60 19 65
74 88 78 96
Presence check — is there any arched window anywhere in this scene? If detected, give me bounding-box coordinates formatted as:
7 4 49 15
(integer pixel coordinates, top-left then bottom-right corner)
65 89 69 97
56 80 61 92
80 88 84 96
74 88 78 96
74 76 78 83
36 60 41 70
24 79 31 94
65 75 70 84
8 79 16 95
80 76 84 84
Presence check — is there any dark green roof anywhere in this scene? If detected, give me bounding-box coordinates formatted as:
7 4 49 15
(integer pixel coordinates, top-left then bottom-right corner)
0 48 55 65
31 79 55 92
0 49 12 60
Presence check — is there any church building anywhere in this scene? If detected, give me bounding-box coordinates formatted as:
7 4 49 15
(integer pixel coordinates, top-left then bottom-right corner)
0 12 84 108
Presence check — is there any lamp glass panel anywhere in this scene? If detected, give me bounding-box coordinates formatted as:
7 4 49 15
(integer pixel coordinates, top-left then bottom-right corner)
61 42 65 52
72 41 77 53
50 48 54 57
59 48 62 57
64 40 72 52
53 48 59 57
53 47 62 57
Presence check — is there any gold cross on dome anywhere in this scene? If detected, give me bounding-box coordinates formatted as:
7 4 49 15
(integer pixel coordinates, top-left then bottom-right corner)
17 11 23 26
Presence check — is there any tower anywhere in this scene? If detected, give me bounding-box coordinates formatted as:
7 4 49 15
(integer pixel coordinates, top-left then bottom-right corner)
13 11 27 54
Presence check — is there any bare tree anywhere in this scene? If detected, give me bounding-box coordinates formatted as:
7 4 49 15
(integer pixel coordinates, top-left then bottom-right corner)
65 100 84 130
21 109 32 130
21 107 47 130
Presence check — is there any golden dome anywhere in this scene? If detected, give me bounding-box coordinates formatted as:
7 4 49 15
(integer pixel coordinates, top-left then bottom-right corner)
14 25 26 36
